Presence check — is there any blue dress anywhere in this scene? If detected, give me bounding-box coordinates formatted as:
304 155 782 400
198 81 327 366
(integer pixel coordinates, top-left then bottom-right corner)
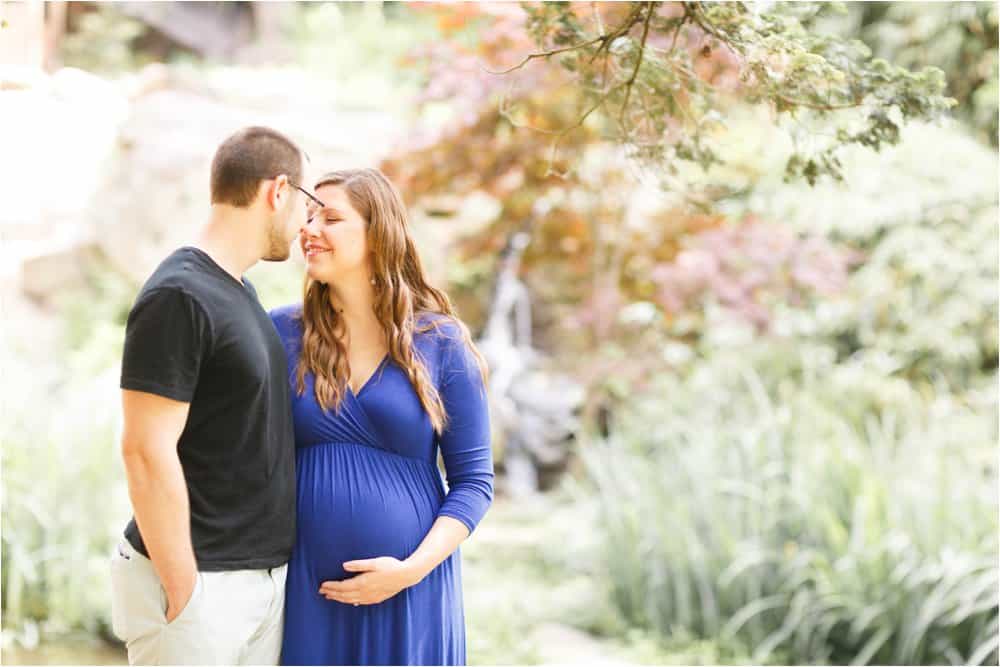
269 305 494 666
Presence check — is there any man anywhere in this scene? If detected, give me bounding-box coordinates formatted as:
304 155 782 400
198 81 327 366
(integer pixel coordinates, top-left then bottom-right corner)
109 126 320 665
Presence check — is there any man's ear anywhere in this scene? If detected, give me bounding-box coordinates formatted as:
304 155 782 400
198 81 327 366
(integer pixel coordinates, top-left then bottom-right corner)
264 175 288 211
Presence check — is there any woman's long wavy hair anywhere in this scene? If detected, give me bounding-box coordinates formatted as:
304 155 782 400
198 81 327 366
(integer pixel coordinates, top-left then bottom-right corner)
295 167 487 435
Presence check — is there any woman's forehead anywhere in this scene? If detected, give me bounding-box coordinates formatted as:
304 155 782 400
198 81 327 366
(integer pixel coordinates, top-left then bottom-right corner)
314 184 348 205
315 182 345 197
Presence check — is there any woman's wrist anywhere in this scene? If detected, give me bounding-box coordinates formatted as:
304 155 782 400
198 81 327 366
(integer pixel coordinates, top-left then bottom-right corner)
402 554 432 585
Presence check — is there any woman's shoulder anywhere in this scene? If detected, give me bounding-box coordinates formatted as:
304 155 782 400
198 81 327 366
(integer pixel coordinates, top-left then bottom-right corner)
414 312 466 347
268 303 303 338
414 312 483 380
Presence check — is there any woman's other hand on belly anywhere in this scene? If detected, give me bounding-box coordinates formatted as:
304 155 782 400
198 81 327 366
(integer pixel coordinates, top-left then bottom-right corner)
318 556 422 606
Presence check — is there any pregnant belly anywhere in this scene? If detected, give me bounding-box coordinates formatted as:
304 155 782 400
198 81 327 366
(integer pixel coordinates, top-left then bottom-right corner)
294 441 444 583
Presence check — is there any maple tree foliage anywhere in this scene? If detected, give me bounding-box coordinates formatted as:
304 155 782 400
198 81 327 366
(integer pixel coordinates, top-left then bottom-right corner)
381 2 947 358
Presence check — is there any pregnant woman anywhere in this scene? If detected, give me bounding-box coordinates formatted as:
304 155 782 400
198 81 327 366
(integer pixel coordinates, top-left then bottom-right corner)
270 168 494 665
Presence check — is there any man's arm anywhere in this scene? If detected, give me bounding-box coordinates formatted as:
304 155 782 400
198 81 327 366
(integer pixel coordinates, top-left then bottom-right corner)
120 388 197 623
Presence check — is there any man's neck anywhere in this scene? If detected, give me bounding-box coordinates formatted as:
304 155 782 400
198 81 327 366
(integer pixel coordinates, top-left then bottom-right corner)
195 210 263 283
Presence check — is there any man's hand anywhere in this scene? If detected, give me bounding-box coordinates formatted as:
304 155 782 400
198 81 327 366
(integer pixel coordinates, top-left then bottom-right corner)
165 568 199 623
319 557 421 606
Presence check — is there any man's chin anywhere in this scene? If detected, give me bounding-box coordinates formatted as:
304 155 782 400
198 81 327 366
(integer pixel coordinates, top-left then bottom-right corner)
262 249 291 262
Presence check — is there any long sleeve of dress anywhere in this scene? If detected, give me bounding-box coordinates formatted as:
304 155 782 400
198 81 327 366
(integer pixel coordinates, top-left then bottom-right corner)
434 331 494 535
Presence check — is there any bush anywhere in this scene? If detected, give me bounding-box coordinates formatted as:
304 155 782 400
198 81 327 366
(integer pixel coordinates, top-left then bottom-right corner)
1 308 130 649
737 121 998 389
582 340 998 665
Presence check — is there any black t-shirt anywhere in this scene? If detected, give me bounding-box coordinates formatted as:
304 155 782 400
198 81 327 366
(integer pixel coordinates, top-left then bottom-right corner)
120 246 295 571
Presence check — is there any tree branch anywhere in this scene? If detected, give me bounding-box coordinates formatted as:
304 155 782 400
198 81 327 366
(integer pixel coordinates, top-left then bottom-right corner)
485 1 648 77
668 7 690 56
587 2 646 65
683 1 745 50
619 2 656 128
774 91 865 111
483 34 609 75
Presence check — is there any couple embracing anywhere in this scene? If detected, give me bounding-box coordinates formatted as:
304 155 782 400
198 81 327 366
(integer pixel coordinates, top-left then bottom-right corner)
110 126 494 666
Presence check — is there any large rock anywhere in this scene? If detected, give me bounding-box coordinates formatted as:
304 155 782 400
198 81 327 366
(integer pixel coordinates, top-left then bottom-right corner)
7 61 409 309
19 242 107 306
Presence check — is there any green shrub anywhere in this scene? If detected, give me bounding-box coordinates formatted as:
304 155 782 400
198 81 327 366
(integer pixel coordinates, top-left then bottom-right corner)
583 342 998 664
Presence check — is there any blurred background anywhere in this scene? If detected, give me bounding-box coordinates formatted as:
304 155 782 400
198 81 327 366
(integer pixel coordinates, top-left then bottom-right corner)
1 1 997 665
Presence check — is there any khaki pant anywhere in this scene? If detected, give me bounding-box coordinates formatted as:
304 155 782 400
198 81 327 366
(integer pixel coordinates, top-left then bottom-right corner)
109 538 287 665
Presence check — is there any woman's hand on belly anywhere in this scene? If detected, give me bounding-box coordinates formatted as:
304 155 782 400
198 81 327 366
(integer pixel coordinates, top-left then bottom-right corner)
319 556 422 606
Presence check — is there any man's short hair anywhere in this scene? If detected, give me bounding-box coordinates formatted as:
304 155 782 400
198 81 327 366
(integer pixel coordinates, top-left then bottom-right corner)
210 126 303 207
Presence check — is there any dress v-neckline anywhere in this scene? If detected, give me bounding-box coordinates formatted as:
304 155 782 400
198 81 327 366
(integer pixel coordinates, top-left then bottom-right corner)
348 354 389 398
